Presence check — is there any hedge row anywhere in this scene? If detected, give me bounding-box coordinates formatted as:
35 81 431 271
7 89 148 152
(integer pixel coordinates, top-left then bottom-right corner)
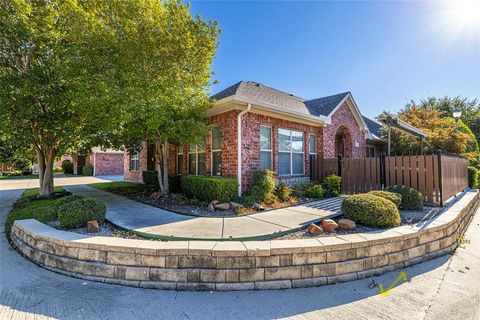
181 176 238 202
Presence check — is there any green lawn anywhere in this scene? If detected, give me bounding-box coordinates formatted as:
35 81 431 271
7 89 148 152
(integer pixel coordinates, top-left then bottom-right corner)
5 187 65 235
88 181 147 191
0 174 39 180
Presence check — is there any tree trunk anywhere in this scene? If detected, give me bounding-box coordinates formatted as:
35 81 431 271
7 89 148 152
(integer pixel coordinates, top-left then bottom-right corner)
155 137 169 193
36 147 56 197
72 153 78 175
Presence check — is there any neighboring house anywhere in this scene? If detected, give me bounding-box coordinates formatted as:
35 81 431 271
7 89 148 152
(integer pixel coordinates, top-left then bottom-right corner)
63 147 124 176
124 81 388 195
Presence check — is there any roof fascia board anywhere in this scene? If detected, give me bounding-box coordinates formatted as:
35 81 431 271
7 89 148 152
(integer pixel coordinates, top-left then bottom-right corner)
209 95 328 125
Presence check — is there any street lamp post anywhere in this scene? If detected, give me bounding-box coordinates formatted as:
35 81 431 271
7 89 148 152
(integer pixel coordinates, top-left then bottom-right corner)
453 108 462 126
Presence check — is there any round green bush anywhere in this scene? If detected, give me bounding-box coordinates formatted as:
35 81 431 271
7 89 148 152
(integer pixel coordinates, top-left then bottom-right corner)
386 185 423 210
82 164 94 176
57 198 106 229
323 174 341 197
249 170 276 202
468 166 479 188
274 183 293 201
368 190 402 208
56 194 86 208
305 184 325 198
341 193 401 228
61 160 73 174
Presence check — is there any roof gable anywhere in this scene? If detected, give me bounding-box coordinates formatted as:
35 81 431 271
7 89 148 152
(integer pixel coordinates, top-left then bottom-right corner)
304 92 350 117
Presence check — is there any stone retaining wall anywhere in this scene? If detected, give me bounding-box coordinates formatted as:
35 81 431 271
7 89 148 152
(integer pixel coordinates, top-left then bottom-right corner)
10 191 479 291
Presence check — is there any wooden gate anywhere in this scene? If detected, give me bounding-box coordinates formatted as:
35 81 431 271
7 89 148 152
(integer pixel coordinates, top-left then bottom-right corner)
310 152 468 206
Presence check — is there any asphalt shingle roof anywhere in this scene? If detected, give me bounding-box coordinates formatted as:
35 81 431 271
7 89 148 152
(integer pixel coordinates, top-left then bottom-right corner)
362 116 384 140
211 81 309 114
303 92 350 117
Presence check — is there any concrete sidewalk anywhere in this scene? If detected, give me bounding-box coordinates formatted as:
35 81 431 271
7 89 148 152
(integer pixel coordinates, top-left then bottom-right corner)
65 184 343 240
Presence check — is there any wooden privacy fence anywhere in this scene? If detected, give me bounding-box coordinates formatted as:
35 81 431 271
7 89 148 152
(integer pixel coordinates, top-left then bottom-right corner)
311 152 468 206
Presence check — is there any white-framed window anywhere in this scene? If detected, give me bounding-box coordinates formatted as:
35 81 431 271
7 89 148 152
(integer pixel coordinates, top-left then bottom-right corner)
176 145 183 174
188 143 205 175
130 150 139 171
211 126 222 176
278 128 304 176
309 134 317 155
260 125 272 170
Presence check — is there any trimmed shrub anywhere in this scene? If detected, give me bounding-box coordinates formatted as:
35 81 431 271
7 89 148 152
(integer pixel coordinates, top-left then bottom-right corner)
342 193 401 228
82 164 93 176
305 184 325 198
386 185 423 210
57 198 106 229
249 170 276 202
61 160 73 174
142 170 160 189
168 174 182 193
323 174 341 197
274 183 292 201
368 190 402 208
55 194 86 208
181 176 238 203
468 166 479 188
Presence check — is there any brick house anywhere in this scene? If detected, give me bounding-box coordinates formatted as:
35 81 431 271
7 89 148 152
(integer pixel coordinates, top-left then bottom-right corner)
63 147 125 176
124 81 386 195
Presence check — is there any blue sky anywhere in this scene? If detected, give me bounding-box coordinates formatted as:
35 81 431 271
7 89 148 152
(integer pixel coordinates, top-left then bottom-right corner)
190 1 480 118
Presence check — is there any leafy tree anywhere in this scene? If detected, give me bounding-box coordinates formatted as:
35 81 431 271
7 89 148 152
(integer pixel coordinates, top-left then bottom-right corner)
411 97 480 144
386 106 477 165
110 0 220 192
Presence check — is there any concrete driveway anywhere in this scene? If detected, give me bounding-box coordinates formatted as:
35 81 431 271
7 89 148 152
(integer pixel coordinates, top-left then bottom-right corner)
1 176 479 320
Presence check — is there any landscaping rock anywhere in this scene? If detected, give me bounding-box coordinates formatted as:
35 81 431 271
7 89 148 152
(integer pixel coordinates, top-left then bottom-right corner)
214 203 230 211
210 200 220 206
229 202 243 210
306 223 323 235
322 219 338 232
253 203 265 211
338 219 356 230
207 204 215 212
86 220 99 233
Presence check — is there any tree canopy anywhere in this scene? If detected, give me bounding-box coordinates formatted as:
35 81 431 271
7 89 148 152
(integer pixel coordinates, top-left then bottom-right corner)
1 0 219 195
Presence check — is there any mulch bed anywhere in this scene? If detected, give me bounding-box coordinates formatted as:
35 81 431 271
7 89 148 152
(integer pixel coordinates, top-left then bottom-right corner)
102 186 311 217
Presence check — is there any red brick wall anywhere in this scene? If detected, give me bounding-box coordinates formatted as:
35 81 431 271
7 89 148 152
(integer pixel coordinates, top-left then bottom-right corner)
241 113 323 192
323 102 366 158
93 153 124 175
124 142 148 182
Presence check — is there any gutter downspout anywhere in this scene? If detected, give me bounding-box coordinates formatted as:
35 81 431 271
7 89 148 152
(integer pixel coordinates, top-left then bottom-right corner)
237 103 252 197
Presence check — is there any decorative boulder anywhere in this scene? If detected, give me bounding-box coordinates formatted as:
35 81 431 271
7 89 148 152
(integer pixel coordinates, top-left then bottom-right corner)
207 204 215 212
322 219 338 232
86 220 99 233
253 203 265 211
210 200 220 206
229 202 244 210
214 203 230 211
307 223 323 235
338 219 356 230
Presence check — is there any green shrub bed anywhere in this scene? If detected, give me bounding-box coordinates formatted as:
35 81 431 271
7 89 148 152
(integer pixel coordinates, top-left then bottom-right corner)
142 170 160 189
368 190 402 208
61 160 73 174
341 193 401 228
386 185 423 210
5 187 65 234
305 184 325 198
323 174 341 197
168 175 182 193
57 198 106 229
181 176 238 203
82 164 94 176
468 166 479 189
249 170 276 202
